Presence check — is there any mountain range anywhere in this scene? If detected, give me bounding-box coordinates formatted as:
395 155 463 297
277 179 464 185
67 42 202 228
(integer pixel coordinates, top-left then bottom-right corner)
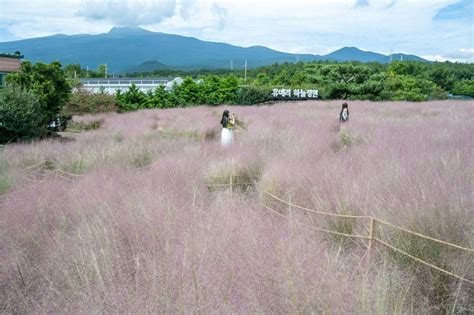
0 26 427 73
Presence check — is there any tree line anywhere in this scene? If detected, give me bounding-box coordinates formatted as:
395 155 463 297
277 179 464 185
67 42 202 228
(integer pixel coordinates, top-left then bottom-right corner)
1 59 473 143
66 60 474 104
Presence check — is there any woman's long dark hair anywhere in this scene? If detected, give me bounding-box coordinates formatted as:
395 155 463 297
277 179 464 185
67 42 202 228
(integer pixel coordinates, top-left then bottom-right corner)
339 102 349 122
220 110 230 127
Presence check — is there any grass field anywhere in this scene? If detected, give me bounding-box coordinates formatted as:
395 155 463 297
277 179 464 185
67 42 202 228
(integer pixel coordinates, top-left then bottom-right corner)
1 100 473 313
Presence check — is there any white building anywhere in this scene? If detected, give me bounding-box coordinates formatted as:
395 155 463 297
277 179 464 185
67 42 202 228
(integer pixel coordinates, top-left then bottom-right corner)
79 77 182 94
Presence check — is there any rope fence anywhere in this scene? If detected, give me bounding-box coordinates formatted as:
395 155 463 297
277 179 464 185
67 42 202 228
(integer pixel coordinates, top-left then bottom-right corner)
202 176 473 285
262 190 474 285
13 160 84 183
263 203 370 239
373 217 474 253
3 169 473 285
374 237 472 284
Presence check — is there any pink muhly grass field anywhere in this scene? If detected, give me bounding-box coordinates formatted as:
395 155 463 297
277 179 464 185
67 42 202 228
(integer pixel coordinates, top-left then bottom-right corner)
0 100 473 313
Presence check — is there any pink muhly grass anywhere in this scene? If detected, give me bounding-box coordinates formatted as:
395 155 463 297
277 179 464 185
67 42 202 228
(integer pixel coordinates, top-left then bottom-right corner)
0 100 472 313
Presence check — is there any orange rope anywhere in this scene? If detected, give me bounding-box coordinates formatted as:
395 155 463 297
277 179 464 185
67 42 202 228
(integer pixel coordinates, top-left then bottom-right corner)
375 237 474 285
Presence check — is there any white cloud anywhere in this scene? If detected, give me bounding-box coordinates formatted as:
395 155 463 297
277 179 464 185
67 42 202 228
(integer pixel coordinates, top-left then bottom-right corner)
422 55 460 62
459 48 474 54
423 48 474 63
0 0 472 62
76 0 177 25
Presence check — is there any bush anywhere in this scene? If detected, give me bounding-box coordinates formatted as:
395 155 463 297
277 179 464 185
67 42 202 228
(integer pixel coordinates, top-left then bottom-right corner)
387 231 454 312
6 61 71 125
116 76 241 111
116 84 148 112
0 175 11 195
452 79 474 97
0 87 44 143
205 162 262 193
235 86 271 105
61 91 117 117
66 119 103 132
131 150 153 169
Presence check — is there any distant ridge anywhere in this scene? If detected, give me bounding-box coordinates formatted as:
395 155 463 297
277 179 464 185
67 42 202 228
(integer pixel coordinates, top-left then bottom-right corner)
325 46 426 63
126 60 172 73
0 26 428 73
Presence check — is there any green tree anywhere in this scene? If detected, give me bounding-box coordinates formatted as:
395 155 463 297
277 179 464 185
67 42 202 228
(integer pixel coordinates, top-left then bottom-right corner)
358 72 388 100
0 87 44 143
382 75 440 101
198 76 223 105
6 61 71 128
175 77 200 106
116 83 147 111
235 86 271 105
255 72 270 86
452 79 474 97
218 75 239 103
61 91 117 117
428 66 455 91
290 71 307 86
64 64 83 78
97 64 107 78
272 69 291 86
153 85 174 108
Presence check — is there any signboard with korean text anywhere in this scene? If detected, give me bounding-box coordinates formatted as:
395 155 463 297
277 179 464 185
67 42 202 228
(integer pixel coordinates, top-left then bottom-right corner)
271 88 319 100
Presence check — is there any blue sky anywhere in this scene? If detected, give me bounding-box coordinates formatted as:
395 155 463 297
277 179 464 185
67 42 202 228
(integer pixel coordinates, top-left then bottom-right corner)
0 0 473 62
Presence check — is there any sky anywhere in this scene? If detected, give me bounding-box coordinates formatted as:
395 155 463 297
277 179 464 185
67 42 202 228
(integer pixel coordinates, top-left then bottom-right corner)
0 0 473 62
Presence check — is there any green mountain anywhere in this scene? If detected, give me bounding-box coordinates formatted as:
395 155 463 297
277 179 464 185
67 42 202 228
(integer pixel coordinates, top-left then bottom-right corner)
325 46 426 63
125 60 172 73
0 26 427 73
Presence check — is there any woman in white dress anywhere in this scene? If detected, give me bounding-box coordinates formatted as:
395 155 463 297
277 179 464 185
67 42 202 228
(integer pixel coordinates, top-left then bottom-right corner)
220 110 235 147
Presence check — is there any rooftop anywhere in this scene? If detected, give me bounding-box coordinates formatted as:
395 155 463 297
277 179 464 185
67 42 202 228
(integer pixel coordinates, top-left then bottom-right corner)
0 52 24 59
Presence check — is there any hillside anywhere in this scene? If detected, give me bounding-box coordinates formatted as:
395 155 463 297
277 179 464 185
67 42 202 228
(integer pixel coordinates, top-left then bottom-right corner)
0 26 427 72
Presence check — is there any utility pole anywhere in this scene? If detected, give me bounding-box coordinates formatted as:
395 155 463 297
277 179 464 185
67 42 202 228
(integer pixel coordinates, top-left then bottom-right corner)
105 63 108 79
230 59 233 71
86 65 89 78
244 59 247 84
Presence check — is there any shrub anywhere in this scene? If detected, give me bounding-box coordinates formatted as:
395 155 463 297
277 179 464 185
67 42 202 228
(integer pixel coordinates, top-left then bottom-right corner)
66 119 103 133
326 203 356 246
206 162 262 193
204 129 218 140
452 79 474 97
61 91 117 117
235 86 271 105
116 84 147 112
0 175 11 195
386 231 454 312
155 129 203 141
63 156 87 174
131 150 153 169
6 61 71 125
340 129 355 146
0 86 44 143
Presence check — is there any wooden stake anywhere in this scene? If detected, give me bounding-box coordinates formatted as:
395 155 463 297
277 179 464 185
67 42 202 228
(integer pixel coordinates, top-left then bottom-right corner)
367 217 375 265
368 217 375 250
288 195 292 223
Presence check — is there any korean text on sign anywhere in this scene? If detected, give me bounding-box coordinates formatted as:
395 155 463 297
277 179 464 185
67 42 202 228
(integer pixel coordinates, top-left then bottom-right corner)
272 88 318 98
